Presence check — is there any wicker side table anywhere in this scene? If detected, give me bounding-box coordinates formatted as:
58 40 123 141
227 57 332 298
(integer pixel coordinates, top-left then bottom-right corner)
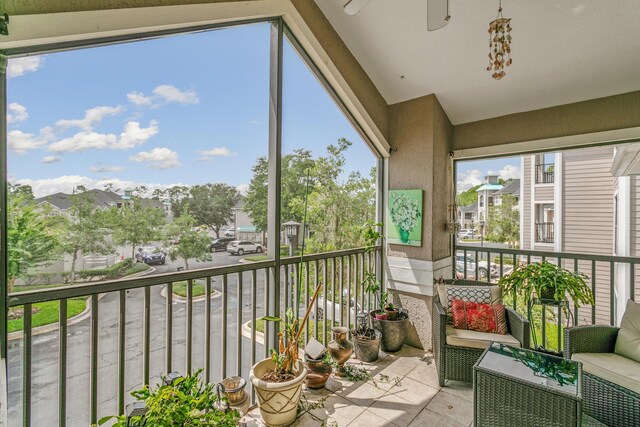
474 342 582 427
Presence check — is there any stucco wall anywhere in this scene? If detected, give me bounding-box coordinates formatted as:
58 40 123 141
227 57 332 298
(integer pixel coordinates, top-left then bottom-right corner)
453 91 640 151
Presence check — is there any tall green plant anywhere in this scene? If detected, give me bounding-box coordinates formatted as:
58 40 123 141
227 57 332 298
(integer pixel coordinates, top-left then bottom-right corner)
498 260 595 317
96 370 239 427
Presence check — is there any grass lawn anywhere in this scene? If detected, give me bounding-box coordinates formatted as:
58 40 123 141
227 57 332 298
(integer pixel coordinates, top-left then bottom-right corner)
172 280 210 298
250 318 339 346
9 298 87 333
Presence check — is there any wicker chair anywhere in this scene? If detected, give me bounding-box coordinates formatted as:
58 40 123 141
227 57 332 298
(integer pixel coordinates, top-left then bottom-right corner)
564 325 640 427
433 279 530 387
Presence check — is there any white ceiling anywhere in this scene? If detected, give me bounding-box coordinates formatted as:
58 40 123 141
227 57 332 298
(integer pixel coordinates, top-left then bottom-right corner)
315 0 640 124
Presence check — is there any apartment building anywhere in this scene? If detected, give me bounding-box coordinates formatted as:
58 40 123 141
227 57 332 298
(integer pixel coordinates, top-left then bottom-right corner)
520 145 639 324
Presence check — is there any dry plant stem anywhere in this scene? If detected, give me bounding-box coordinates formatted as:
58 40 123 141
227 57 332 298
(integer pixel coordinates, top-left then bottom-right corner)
296 281 324 344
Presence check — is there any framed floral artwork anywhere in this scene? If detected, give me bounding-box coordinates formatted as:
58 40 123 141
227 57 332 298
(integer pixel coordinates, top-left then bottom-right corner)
387 189 423 246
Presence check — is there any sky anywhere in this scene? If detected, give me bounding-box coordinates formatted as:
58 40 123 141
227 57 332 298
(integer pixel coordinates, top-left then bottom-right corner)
456 156 521 192
7 23 376 198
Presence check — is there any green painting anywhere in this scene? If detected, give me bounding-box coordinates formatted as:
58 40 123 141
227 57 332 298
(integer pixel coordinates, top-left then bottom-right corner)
387 189 423 246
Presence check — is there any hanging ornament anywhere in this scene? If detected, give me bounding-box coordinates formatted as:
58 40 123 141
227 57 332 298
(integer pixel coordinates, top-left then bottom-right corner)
487 0 512 80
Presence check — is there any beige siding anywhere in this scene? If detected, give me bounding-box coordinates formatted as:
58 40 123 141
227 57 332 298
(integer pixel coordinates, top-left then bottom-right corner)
522 157 532 249
563 146 615 324
534 185 554 202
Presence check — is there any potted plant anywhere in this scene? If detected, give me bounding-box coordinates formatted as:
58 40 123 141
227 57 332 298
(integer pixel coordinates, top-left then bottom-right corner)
96 370 240 427
498 260 595 317
351 312 382 363
250 282 322 427
366 272 409 352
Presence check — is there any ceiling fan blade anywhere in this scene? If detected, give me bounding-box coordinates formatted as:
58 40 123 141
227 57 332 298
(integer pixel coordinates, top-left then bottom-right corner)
344 0 373 16
427 0 451 31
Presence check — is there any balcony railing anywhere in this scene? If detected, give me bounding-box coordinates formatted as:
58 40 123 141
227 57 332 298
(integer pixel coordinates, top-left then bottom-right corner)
455 244 638 355
6 246 381 426
535 222 554 243
535 163 555 183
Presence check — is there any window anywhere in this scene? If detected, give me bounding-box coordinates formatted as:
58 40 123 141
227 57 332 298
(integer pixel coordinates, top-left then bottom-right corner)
535 153 555 184
535 203 554 243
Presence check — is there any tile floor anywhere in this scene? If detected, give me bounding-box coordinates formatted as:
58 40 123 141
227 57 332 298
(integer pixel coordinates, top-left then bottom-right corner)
241 345 475 427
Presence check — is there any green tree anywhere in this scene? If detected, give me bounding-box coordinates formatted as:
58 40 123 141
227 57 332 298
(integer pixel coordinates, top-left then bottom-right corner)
9 183 35 201
154 185 190 218
244 149 316 233
7 192 60 292
486 194 520 247
59 187 114 282
104 198 166 260
163 214 212 270
456 184 480 207
305 140 376 252
187 183 240 237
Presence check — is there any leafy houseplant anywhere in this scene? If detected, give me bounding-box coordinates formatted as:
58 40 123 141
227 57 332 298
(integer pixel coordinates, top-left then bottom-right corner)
96 370 240 427
498 260 595 317
250 282 323 426
390 192 421 244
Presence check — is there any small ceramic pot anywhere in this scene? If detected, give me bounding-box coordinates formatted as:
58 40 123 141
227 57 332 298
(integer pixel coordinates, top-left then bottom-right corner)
221 376 247 406
374 312 388 320
328 326 353 377
303 353 333 389
384 307 399 321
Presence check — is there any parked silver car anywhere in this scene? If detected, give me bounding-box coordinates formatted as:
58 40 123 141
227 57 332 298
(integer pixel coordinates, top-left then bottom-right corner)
226 240 263 255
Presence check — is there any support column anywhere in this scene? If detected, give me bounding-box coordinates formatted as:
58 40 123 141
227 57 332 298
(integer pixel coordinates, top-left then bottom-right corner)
267 19 283 350
386 94 453 350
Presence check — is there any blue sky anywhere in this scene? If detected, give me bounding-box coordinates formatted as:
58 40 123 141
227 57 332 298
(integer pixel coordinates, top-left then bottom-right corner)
456 156 521 192
7 23 375 198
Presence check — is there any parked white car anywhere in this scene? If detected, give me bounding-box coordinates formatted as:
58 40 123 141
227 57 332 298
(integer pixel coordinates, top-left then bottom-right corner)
457 229 477 239
309 294 362 326
455 253 499 281
226 240 263 255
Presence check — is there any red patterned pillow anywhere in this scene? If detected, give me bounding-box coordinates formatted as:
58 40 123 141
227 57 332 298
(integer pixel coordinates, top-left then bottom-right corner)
451 299 508 335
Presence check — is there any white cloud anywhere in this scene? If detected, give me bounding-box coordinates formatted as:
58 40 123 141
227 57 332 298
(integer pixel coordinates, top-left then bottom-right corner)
457 169 483 192
89 165 124 173
14 175 186 199
8 130 49 154
236 184 249 195
129 147 181 170
247 120 260 126
128 85 199 108
153 85 199 105
41 156 62 164
115 120 159 149
488 164 521 181
7 57 43 78
127 91 154 107
7 103 28 124
56 105 124 132
48 131 118 153
48 120 158 153
198 147 237 161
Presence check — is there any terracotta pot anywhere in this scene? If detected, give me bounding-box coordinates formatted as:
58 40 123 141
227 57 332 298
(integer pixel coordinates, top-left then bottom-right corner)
250 359 307 427
352 329 381 363
374 312 388 320
384 307 399 321
328 326 353 377
303 353 332 389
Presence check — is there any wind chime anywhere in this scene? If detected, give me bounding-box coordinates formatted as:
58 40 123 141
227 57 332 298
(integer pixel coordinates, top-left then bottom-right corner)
487 0 512 80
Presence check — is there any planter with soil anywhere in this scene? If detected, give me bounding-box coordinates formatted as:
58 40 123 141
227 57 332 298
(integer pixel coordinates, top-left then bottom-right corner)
370 308 409 352
250 358 307 426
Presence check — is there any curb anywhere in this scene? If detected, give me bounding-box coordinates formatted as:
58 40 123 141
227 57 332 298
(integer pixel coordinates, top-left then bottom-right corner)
241 320 265 346
8 266 156 342
159 285 222 303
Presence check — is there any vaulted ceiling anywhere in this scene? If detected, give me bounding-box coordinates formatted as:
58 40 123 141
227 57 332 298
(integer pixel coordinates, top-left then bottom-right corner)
315 0 640 124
